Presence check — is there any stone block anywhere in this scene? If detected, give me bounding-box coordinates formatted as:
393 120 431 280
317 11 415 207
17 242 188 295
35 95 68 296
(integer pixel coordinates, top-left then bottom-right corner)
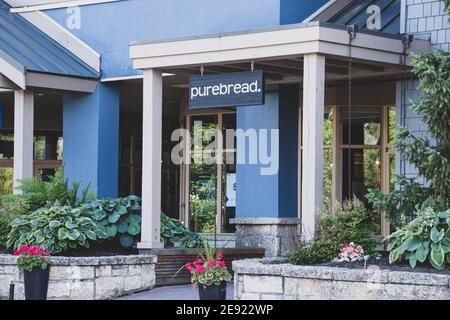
95 265 111 278
124 276 142 292
95 277 124 300
243 275 283 294
47 281 71 299
70 280 95 300
128 265 142 276
111 265 129 277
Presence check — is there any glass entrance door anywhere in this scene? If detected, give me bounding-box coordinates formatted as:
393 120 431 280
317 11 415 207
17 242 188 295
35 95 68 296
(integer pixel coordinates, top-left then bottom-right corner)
182 111 236 234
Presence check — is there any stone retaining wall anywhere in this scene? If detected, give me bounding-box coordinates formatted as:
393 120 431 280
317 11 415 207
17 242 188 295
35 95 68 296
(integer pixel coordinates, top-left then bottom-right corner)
0 254 156 300
233 259 450 300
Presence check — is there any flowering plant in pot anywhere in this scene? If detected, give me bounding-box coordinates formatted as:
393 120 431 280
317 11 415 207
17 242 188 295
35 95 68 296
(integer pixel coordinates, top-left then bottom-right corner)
184 242 232 300
14 245 52 300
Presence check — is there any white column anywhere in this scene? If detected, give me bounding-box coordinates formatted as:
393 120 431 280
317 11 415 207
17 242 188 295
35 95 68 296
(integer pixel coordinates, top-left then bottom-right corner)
138 69 164 250
13 90 34 194
301 54 325 241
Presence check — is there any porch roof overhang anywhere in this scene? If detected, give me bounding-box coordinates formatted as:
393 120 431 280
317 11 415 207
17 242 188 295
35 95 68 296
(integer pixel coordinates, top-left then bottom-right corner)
129 22 430 83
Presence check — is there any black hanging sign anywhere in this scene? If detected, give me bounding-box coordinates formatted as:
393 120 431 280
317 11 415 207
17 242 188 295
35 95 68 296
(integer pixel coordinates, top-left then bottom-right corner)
189 70 265 109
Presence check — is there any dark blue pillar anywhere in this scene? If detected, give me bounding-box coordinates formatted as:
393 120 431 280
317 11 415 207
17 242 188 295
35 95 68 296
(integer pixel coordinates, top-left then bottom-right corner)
63 82 119 198
236 84 298 218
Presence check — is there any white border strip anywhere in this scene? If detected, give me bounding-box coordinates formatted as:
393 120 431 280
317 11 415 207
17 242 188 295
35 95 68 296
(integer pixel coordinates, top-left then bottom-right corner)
303 0 336 23
9 0 121 13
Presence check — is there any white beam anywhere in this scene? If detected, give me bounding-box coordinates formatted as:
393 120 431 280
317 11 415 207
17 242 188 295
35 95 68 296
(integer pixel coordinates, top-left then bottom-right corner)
13 90 34 194
301 54 325 241
138 69 164 250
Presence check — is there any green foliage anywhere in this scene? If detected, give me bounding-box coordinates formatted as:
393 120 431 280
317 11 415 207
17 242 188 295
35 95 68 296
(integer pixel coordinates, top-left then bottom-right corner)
0 195 27 247
367 50 450 227
17 168 95 211
386 208 450 270
81 196 142 248
289 240 338 265
290 198 378 265
189 181 216 233
6 204 108 254
161 212 204 248
0 168 13 196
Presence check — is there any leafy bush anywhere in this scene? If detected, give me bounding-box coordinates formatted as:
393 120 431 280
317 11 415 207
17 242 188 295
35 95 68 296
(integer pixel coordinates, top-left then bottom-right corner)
289 240 338 265
386 208 450 270
161 213 204 248
15 167 95 213
318 199 378 256
81 196 142 248
0 195 27 247
290 199 378 265
6 204 108 254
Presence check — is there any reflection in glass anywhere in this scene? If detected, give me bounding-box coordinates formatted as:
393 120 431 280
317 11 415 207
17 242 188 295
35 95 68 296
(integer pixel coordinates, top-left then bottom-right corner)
222 153 236 233
342 149 381 203
323 148 333 211
190 155 217 233
340 107 381 145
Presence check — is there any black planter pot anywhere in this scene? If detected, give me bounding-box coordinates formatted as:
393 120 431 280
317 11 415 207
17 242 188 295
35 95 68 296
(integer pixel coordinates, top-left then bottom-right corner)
24 268 50 300
198 282 227 300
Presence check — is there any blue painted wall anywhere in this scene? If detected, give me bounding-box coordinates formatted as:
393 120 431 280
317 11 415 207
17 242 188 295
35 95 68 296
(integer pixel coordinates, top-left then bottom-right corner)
63 83 119 198
45 0 326 78
280 0 329 25
236 85 298 218
45 0 281 78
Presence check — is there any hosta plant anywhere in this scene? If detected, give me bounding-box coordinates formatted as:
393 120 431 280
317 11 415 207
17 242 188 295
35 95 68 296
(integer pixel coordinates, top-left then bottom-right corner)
386 208 450 270
80 196 142 248
161 213 204 248
14 245 52 272
6 204 108 254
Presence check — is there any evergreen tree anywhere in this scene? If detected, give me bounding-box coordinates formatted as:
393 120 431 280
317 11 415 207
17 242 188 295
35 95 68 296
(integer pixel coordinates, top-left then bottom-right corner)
367 49 450 227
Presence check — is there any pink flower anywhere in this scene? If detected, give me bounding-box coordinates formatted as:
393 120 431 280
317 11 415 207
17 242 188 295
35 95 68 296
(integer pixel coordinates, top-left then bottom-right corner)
13 250 20 256
195 265 205 273
185 263 192 272
216 252 224 260
208 261 215 268
218 261 225 268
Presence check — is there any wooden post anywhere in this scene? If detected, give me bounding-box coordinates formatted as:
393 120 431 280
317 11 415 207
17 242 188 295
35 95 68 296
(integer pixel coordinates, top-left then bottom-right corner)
138 69 164 250
301 54 325 241
13 90 34 194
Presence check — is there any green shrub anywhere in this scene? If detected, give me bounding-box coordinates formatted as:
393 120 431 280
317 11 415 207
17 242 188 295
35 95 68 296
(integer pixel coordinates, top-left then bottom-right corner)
289 198 378 265
16 167 95 212
367 51 450 227
0 195 27 247
80 196 142 248
289 239 338 265
6 204 108 254
386 208 450 270
161 213 204 248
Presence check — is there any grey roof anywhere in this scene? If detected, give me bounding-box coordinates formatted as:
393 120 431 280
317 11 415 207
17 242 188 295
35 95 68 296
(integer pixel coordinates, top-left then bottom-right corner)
328 0 400 34
0 1 99 79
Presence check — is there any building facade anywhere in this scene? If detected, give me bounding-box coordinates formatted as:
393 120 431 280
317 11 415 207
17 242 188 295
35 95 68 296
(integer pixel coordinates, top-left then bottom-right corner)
0 0 448 255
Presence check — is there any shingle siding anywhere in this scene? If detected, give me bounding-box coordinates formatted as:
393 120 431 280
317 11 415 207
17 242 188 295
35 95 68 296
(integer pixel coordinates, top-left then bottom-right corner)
397 0 448 177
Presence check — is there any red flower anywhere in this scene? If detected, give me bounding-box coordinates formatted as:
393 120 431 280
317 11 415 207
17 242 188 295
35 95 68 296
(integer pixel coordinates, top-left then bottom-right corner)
208 261 215 268
13 250 20 256
195 265 205 273
216 252 224 260
218 261 225 268
185 263 192 272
